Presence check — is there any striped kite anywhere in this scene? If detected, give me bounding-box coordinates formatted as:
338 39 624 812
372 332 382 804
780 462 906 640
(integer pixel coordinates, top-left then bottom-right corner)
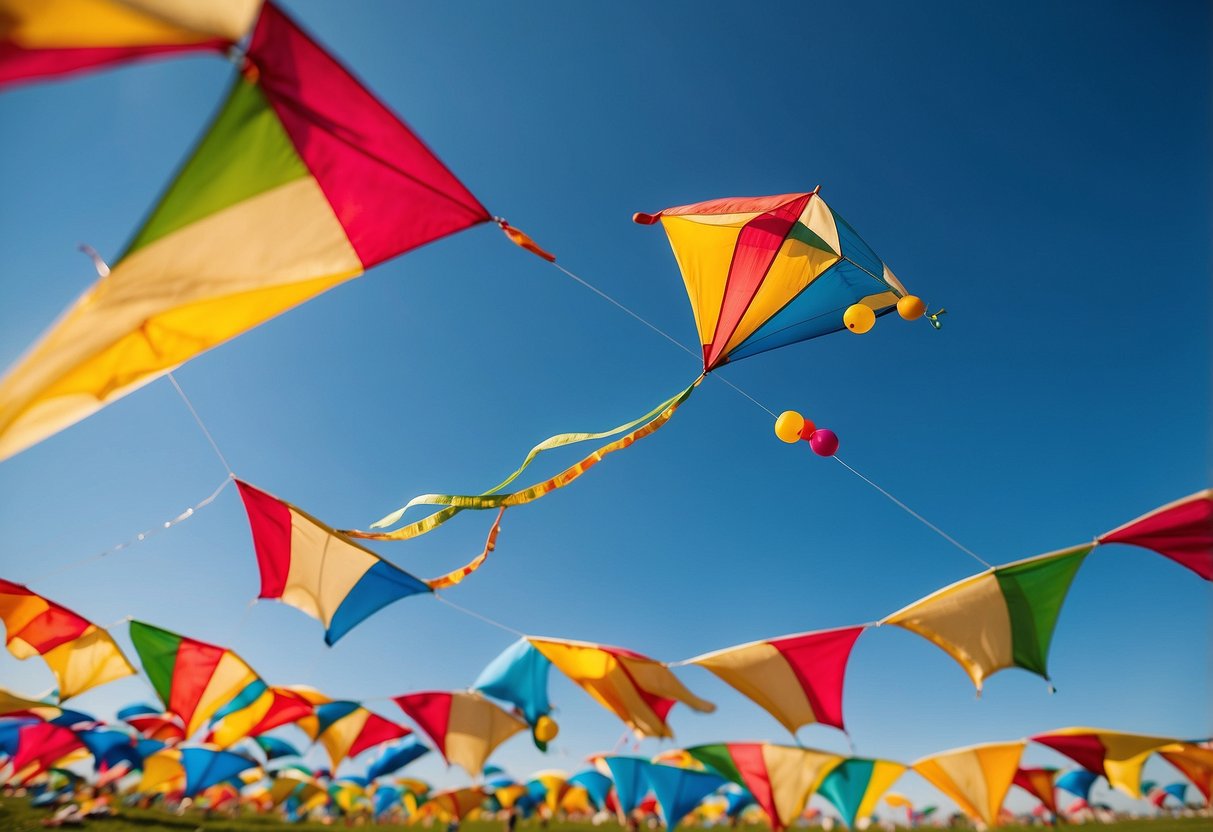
684 625 864 734
298 699 412 770
393 690 526 778
0 579 134 700
912 741 1023 827
1030 727 1178 798
816 758 907 828
687 743 843 832
528 636 714 739
0 1 547 463
882 545 1090 691
1012 767 1060 815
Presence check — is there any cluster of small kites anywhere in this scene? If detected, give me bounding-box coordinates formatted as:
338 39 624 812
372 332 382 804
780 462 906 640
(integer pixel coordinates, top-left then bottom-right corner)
0 0 1209 828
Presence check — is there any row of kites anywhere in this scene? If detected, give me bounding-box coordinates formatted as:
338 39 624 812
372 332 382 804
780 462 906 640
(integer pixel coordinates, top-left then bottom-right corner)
3 682 1211 829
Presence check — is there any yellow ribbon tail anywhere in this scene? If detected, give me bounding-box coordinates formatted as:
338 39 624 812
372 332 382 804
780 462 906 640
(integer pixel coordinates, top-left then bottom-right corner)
425 508 506 590
344 376 702 541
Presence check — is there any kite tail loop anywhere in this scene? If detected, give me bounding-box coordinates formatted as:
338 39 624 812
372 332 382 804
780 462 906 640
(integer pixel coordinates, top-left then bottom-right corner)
926 307 947 330
495 216 556 262
345 376 703 541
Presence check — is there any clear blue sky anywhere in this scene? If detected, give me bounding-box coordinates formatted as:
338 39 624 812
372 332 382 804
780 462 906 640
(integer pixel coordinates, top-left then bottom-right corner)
0 0 1208 818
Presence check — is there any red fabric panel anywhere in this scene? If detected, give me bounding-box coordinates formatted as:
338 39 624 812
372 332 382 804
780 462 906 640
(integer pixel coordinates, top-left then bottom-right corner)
236 480 294 599
1098 491 1213 580
13 606 91 653
247 2 489 269
247 688 315 736
706 194 812 370
728 743 780 831
350 710 410 758
1032 733 1108 776
169 638 226 727
768 626 864 731
11 723 83 780
643 193 811 221
394 692 452 758
1013 768 1058 814
0 40 226 90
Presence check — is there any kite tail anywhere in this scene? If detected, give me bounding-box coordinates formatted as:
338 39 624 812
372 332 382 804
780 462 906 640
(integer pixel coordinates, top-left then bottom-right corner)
926 307 947 330
496 217 556 262
425 508 506 590
344 376 703 541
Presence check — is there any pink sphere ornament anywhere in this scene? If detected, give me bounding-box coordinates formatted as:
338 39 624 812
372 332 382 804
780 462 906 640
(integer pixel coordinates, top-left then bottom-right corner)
809 428 839 457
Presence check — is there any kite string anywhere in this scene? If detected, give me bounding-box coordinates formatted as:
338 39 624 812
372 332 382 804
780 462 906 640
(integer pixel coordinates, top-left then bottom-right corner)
167 371 235 478
433 593 527 638
21 476 233 584
831 456 992 569
547 259 990 569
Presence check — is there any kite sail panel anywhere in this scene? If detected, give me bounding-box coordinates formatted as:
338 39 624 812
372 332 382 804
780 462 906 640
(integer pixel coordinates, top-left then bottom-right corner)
1097 490 1213 580
635 190 908 372
0 579 135 700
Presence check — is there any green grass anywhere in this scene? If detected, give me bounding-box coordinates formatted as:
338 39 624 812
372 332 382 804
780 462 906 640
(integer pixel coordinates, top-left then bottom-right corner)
1 799 1208 832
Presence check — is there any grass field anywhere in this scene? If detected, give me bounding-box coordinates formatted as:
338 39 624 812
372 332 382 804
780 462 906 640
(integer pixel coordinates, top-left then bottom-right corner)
1 799 1209 832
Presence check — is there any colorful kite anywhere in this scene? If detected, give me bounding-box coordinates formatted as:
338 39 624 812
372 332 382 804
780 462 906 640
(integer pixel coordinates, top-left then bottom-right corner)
601 756 652 817
5 721 85 785
0 0 259 89
418 786 486 822
635 189 919 371
882 545 1091 690
298 700 411 770
128 620 261 738
569 769 614 811
687 743 843 832
816 758 907 828
0 579 135 700
912 742 1023 827
253 736 301 762
684 626 864 734
393 691 526 778
473 638 554 747
1012 767 1059 815
528 636 714 738
1097 490 1213 580
0 686 65 720
1030 728 1178 798
0 1 551 463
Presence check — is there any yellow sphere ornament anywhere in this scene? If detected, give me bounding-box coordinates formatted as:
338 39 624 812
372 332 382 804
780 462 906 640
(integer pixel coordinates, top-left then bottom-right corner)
774 411 805 443
534 715 559 743
897 295 926 320
843 303 876 334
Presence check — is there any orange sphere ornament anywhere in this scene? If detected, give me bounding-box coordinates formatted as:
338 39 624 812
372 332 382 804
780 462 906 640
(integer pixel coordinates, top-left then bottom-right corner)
798 418 817 441
774 411 805 443
897 295 926 320
534 715 559 743
843 303 876 334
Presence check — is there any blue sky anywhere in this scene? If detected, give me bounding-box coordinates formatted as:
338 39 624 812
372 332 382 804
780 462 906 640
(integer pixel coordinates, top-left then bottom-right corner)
0 0 1209 818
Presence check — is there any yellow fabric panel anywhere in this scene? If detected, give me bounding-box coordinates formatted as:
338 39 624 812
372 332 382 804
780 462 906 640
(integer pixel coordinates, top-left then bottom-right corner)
0 177 363 462
0 0 257 47
716 228 841 359
189 650 258 738
913 742 1022 827
1042 728 1177 798
661 216 746 349
210 688 274 748
0 594 50 659
883 572 1012 689
443 693 526 778
319 708 368 769
617 654 714 715
761 745 842 828
41 626 135 701
0 686 56 716
285 507 379 628
139 750 183 793
691 641 815 734
856 761 908 822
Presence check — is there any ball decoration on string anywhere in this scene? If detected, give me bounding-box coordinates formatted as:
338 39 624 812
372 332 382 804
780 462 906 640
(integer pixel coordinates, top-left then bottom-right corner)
774 410 805 443
897 295 927 320
798 417 817 441
843 303 876 334
809 428 839 457
534 715 559 743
